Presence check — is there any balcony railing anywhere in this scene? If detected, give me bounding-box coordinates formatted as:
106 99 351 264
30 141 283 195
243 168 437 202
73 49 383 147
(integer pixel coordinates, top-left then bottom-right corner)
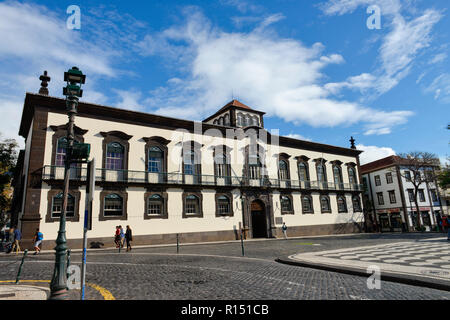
42 166 363 191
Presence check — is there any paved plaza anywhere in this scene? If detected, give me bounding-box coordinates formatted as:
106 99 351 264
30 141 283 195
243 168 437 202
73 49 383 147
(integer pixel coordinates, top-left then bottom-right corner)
0 233 449 300
285 237 450 290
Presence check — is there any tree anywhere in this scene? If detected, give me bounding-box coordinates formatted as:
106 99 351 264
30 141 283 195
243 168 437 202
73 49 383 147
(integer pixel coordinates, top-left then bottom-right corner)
391 152 439 230
437 165 450 189
0 134 19 230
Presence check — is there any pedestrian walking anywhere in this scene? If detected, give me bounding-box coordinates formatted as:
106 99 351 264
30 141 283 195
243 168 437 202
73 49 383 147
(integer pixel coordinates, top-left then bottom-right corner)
33 228 43 255
125 225 132 252
114 226 121 248
119 225 125 248
11 227 21 254
444 216 450 241
282 222 288 239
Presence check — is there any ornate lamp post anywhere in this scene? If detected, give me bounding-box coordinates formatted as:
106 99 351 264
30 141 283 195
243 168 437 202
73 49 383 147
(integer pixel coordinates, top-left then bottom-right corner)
49 67 86 300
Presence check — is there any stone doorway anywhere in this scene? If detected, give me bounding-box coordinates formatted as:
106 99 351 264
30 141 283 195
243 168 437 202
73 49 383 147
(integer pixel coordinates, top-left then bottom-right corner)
251 200 267 238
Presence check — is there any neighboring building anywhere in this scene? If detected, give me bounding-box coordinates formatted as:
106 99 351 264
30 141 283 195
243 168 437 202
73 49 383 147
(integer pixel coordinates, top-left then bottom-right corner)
11 82 365 250
361 156 444 232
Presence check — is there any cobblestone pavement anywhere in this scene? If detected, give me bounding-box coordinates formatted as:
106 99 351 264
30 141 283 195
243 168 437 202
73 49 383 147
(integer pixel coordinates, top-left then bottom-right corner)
0 233 449 300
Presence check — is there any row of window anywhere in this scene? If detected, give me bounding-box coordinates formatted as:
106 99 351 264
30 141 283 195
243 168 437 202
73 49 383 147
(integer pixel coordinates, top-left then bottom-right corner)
407 189 439 203
374 172 393 186
55 137 359 185
373 170 436 187
376 188 439 206
376 191 397 205
49 191 362 219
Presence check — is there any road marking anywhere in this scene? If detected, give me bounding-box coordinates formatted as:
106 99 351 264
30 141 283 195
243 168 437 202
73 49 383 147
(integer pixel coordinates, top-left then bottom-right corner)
295 243 321 246
0 280 115 300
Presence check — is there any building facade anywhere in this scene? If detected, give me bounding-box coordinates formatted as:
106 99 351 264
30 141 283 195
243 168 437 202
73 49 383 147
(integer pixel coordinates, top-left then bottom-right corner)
361 156 445 232
12 91 365 250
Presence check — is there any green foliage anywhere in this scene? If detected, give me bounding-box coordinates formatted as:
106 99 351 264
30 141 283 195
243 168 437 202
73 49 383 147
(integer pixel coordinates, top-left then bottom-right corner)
437 167 450 189
0 134 19 228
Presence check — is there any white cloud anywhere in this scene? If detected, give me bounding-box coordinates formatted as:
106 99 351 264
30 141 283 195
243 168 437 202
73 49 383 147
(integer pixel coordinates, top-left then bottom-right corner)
320 0 402 16
320 1 443 97
0 96 25 146
429 53 447 64
284 133 312 142
138 9 412 135
357 144 396 165
113 89 144 111
0 2 143 142
425 73 450 103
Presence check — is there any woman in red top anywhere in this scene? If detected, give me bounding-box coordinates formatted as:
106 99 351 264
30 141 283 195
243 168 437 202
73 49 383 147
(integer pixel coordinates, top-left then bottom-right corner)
114 226 121 248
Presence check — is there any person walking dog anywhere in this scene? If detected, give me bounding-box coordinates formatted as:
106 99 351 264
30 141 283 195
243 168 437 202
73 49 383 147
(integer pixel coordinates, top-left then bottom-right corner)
125 225 133 252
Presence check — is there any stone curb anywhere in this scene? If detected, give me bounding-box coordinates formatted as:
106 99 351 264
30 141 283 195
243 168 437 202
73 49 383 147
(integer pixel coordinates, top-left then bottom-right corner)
5 232 369 255
275 256 450 292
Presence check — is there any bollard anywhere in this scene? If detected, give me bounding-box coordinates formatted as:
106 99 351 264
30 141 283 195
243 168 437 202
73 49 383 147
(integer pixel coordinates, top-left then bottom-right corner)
15 249 28 284
240 231 245 256
176 233 179 254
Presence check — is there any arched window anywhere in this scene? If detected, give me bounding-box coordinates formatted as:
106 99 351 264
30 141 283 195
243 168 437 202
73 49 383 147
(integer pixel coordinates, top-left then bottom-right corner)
104 194 123 216
281 195 293 213
302 195 313 213
224 114 230 126
147 194 164 215
298 162 308 180
245 114 251 127
279 160 289 180
213 119 218 125
237 113 243 126
333 165 343 188
55 137 79 168
148 146 163 173
248 152 262 179
51 193 75 217
317 164 326 181
215 153 230 178
252 116 259 126
218 117 224 125
217 195 231 215
185 195 200 215
352 196 362 212
106 142 124 170
55 137 68 167
337 196 347 213
348 167 357 185
320 195 331 213
183 150 198 175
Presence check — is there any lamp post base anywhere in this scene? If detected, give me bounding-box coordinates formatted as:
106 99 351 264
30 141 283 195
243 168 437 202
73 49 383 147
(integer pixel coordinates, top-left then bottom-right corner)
48 288 69 300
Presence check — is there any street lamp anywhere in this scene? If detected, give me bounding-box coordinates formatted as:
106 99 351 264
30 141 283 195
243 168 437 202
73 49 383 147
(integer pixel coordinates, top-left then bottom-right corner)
49 67 87 300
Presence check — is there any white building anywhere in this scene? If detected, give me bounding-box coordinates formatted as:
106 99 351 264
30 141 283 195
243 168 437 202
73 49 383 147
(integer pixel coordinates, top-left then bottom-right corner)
361 156 445 232
11 87 365 250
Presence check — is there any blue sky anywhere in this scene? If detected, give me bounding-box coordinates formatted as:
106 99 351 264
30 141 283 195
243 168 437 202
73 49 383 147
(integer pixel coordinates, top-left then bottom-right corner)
0 0 449 164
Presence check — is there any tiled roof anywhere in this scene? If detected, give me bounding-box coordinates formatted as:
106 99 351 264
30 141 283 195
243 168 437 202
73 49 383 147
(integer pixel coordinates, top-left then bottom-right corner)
360 155 400 174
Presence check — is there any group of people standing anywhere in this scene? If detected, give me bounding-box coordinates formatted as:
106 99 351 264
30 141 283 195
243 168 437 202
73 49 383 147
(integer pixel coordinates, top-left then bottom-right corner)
114 225 133 251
